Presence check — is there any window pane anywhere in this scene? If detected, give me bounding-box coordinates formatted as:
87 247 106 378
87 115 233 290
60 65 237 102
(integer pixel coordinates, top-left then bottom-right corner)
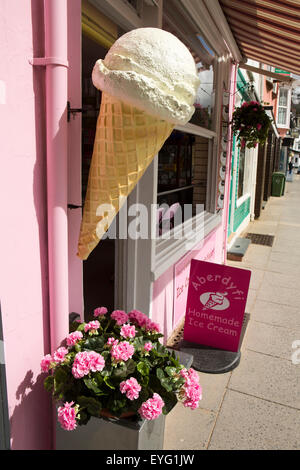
238 147 246 199
279 88 288 106
157 132 194 193
278 107 287 125
157 131 209 234
189 65 215 130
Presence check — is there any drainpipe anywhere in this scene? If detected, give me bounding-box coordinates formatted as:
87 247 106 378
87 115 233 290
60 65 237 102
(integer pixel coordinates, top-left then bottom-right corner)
44 0 69 351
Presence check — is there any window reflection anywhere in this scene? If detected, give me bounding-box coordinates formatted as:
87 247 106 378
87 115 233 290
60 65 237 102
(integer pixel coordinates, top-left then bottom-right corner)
189 64 215 130
157 131 209 235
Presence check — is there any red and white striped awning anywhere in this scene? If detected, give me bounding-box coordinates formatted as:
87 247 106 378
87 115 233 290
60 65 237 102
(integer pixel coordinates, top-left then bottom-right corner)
219 0 300 75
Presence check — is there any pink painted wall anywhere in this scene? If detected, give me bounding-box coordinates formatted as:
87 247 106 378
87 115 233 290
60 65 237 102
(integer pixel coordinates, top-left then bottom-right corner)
151 224 224 342
0 0 52 449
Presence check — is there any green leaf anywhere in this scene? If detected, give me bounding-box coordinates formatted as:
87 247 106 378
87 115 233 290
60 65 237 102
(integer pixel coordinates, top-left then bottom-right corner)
137 361 149 376
44 375 54 393
76 323 86 332
77 396 102 415
160 377 173 392
53 367 69 396
77 410 89 426
126 359 136 375
161 391 178 414
156 368 165 381
133 336 145 350
101 350 110 360
94 372 104 387
83 377 101 395
104 376 115 390
112 363 127 380
83 336 105 352
165 367 176 377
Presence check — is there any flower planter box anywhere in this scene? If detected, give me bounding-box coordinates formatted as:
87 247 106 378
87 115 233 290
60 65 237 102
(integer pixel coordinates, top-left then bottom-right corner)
55 349 193 450
56 413 165 450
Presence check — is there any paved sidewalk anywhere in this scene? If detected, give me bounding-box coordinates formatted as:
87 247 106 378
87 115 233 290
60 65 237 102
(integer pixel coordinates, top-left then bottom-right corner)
164 174 300 450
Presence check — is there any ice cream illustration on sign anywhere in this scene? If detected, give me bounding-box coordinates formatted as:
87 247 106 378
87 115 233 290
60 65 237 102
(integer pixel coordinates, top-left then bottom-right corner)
77 28 200 260
200 292 229 311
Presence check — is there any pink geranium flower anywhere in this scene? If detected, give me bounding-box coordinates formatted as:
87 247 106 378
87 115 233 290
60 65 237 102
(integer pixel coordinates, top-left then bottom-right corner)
144 342 153 352
120 377 141 401
111 341 135 363
257 123 262 130
179 368 202 410
66 331 83 347
138 393 164 420
120 324 136 339
84 320 100 334
88 351 106 373
93 306 108 317
128 310 149 328
53 347 68 364
41 354 53 372
72 351 105 378
111 310 129 326
107 337 119 347
145 319 160 333
57 402 79 431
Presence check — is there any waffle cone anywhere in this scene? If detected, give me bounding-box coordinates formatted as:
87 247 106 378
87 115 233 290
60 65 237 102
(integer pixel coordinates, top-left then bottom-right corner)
77 92 174 260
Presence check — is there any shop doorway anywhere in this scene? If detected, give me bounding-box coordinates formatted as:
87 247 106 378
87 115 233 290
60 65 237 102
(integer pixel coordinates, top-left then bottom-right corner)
81 34 115 320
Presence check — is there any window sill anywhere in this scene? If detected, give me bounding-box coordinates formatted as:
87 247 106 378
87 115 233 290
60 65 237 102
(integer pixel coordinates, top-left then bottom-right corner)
151 211 222 281
175 122 216 139
236 193 250 208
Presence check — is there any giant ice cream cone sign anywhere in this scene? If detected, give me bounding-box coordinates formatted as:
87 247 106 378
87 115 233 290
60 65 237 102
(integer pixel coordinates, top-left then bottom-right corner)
77 28 200 260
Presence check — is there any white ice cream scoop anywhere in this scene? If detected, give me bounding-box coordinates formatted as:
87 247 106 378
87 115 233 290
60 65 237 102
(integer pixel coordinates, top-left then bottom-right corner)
92 28 200 125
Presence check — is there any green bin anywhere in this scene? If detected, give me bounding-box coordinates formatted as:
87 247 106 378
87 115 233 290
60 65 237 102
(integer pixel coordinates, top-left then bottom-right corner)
272 172 285 197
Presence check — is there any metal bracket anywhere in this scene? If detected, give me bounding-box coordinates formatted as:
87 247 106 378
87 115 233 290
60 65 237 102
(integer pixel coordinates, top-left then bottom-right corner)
67 204 82 210
67 101 84 122
29 57 69 67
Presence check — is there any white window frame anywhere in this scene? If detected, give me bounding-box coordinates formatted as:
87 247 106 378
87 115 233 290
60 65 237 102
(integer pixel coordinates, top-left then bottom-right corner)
276 86 291 129
236 146 251 207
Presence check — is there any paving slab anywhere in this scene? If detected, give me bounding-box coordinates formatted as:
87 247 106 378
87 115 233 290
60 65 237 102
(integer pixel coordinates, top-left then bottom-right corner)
251 299 300 329
163 405 216 450
208 390 300 450
263 270 297 288
269 251 300 265
276 226 300 241
245 288 257 312
196 371 231 412
265 259 300 276
257 279 300 308
245 222 278 235
244 320 300 361
242 245 272 269
228 350 300 409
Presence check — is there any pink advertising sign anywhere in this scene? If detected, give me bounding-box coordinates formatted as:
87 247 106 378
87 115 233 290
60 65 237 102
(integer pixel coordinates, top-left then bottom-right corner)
183 260 251 352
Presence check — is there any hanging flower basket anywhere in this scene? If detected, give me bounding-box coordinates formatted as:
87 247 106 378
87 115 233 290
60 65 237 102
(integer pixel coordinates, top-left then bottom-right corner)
41 307 202 433
231 100 272 149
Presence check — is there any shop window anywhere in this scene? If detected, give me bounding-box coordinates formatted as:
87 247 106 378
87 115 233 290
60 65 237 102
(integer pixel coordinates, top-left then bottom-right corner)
277 87 291 128
237 147 251 200
189 64 215 130
157 130 209 235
